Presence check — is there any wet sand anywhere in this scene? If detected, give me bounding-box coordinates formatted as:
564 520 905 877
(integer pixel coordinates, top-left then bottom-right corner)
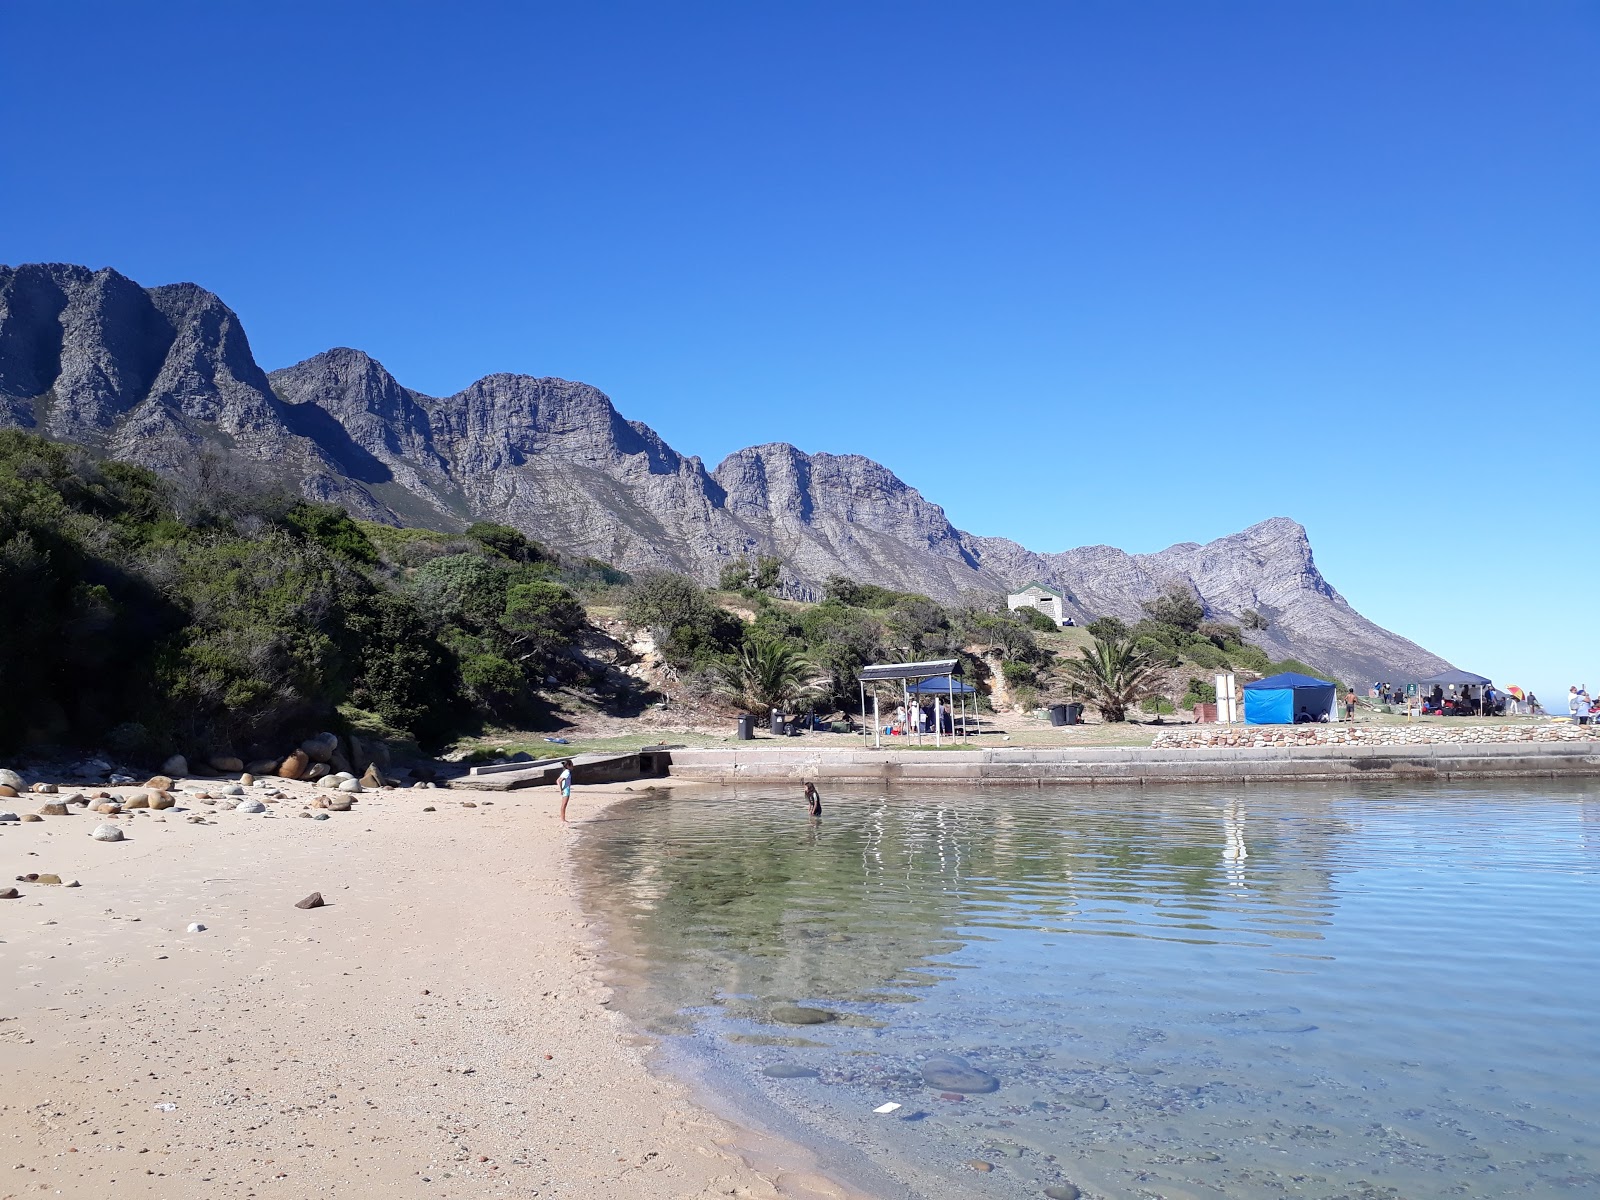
0 777 856 1199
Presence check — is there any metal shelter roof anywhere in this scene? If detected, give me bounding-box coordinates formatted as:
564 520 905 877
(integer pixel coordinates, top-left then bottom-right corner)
857 658 962 683
1417 670 1493 686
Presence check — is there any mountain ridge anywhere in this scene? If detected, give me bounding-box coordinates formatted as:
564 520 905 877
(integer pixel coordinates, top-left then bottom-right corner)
0 262 1450 686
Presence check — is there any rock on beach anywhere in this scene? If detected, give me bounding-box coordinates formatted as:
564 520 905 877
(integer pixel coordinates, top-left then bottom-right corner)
91 823 124 842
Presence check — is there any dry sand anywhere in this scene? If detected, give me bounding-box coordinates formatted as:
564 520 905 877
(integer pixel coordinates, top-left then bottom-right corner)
0 777 860 1199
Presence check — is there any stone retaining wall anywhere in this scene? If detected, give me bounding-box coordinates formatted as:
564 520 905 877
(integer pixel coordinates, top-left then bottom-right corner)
1150 722 1597 750
665 741 1600 787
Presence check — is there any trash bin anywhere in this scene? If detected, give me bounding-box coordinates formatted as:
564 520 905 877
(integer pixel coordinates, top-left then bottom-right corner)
1063 703 1083 725
736 714 754 740
1049 704 1069 727
769 708 784 735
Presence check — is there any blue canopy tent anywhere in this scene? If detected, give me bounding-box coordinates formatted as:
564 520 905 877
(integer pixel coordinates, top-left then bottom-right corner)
1244 671 1337 725
907 675 976 695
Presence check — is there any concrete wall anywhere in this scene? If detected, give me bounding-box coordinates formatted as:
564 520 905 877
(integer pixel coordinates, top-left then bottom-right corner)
665 743 1600 786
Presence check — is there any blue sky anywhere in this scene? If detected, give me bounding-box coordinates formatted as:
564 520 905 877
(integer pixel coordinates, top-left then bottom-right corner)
3 1 1596 701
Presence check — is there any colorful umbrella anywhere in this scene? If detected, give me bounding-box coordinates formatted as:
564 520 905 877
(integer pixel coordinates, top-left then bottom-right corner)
1504 686 1525 700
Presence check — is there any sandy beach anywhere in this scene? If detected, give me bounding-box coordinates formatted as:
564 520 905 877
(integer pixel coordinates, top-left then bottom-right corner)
0 777 857 1200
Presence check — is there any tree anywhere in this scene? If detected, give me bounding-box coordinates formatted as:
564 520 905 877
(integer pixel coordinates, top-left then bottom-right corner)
720 556 754 592
623 570 743 669
501 581 587 669
752 554 782 594
466 521 546 563
1059 632 1162 722
1085 616 1129 642
1141 584 1204 633
717 636 822 714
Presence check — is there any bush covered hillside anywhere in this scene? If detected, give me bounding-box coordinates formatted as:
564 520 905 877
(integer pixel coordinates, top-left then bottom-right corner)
0 431 621 757
1 433 1332 759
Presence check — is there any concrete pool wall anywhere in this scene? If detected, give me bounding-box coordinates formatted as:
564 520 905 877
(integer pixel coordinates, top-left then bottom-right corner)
665 741 1600 786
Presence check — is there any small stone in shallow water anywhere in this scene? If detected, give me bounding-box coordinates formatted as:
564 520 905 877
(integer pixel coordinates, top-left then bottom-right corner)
1044 1186 1081 1200
1058 1093 1107 1111
761 1064 820 1078
770 1005 836 1026
920 1056 1000 1094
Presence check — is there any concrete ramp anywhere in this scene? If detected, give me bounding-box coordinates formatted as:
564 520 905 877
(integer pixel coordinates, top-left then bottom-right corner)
459 750 671 791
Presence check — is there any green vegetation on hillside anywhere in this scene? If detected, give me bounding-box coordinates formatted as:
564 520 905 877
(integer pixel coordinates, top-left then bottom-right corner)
0 431 610 757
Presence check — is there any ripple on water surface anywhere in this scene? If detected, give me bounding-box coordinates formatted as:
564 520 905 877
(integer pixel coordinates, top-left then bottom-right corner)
574 779 1600 1200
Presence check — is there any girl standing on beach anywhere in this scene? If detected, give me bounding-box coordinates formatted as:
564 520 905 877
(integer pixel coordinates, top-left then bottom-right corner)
558 759 574 821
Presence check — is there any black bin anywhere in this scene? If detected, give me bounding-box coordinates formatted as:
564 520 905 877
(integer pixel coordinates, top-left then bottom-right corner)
1063 703 1083 725
1049 703 1069 726
736 714 754 740
769 708 785 735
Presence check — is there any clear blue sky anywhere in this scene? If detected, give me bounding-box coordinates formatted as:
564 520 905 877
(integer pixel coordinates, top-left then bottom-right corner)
3 1 1596 701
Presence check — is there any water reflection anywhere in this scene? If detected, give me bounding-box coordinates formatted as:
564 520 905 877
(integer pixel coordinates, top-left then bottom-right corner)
576 780 1600 1200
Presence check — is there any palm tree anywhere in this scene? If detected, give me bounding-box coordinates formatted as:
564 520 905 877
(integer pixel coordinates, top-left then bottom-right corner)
717 637 823 715
1059 633 1161 722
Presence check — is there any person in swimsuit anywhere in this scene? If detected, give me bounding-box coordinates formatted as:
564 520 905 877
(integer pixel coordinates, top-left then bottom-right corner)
803 782 822 817
558 759 574 821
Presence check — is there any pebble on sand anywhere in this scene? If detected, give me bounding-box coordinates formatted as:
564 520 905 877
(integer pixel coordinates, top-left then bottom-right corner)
91 823 124 842
236 798 266 814
0 812 19 823
187 922 206 933
295 892 326 909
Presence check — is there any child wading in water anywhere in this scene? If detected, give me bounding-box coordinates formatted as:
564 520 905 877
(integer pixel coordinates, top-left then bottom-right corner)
558 759 574 822
804 782 822 817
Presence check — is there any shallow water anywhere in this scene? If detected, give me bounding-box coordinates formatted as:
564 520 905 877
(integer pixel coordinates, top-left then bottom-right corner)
574 781 1600 1199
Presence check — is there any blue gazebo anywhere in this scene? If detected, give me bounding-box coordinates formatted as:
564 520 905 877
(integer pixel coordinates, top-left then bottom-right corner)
1244 671 1337 725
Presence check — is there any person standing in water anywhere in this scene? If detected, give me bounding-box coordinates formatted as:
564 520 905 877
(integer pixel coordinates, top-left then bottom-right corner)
558 759 574 821
803 782 822 817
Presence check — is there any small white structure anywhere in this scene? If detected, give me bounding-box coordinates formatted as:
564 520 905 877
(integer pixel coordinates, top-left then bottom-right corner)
1007 582 1069 626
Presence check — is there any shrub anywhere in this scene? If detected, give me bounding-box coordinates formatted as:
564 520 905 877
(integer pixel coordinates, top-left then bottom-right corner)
1141 585 1204 633
1015 606 1058 632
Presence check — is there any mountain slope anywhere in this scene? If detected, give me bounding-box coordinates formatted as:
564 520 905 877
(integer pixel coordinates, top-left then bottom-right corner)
0 262 1449 685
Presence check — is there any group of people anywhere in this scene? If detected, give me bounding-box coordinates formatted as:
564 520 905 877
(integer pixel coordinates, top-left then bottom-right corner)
886 702 954 737
1571 686 1597 725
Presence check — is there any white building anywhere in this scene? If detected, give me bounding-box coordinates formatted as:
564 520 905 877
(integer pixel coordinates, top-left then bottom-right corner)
1007 582 1069 626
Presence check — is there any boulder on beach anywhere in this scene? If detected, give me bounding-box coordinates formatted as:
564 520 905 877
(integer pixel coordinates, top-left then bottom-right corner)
278 749 310 780
0 785 16 798
245 758 281 776
208 756 244 773
91 801 122 815
37 801 69 816
0 812 19 823
161 755 189 776
123 793 150 809
149 792 175 810
302 733 339 763
0 769 23 790
325 795 354 811
239 772 255 786
295 891 325 909
143 775 175 791
31 782 58 794
338 779 363 794
236 798 266 814
306 763 331 780
360 764 384 789
91 823 124 842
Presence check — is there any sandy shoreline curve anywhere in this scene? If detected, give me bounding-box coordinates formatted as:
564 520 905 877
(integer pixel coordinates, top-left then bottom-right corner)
0 776 864 1199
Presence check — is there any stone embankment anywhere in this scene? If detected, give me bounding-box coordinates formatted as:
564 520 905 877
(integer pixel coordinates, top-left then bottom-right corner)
1151 722 1598 750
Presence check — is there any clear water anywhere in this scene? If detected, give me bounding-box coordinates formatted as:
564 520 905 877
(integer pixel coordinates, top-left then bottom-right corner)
573 781 1600 1200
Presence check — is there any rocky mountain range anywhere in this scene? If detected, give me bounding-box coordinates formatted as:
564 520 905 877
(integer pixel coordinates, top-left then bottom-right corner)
0 263 1450 686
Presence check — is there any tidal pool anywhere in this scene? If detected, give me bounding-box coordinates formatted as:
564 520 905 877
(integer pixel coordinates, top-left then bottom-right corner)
573 780 1600 1199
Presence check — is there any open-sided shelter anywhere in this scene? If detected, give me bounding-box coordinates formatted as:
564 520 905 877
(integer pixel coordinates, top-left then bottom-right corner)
1244 671 1337 725
857 659 970 746
1416 669 1493 715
